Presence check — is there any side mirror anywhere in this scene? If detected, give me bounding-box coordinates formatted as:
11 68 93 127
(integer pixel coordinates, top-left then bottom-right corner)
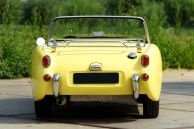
36 37 45 46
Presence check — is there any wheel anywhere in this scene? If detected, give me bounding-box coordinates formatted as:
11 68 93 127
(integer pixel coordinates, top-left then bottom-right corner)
143 96 159 118
34 97 52 118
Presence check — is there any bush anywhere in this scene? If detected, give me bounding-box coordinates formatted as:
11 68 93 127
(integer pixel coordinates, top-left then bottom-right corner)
0 25 47 78
161 28 194 69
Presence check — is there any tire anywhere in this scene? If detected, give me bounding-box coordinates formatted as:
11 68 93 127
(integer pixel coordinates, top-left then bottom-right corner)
143 97 159 118
34 97 52 118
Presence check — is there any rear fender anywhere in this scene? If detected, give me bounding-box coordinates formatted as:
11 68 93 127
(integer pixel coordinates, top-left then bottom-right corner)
31 47 50 101
139 44 162 101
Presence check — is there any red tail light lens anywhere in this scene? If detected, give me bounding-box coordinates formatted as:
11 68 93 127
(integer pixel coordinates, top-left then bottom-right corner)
142 73 149 81
141 55 149 67
43 74 51 81
42 55 51 68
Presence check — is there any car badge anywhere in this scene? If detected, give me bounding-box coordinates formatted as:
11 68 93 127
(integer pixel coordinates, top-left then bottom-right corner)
89 63 102 71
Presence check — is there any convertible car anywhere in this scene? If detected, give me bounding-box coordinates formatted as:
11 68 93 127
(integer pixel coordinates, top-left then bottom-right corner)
31 16 162 118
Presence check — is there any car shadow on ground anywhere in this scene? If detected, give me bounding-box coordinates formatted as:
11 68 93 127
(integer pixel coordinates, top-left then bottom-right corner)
0 98 144 125
36 101 144 129
44 102 143 123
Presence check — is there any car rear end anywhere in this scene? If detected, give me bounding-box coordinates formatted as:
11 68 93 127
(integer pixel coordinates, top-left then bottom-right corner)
31 16 162 118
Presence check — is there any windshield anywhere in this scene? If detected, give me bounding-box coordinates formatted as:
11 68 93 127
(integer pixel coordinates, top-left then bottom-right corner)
50 16 147 40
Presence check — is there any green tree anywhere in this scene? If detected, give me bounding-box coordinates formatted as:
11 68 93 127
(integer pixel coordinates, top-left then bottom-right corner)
0 0 20 24
164 0 194 27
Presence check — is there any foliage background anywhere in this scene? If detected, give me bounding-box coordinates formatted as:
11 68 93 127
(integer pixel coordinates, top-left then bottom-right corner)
0 0 194 78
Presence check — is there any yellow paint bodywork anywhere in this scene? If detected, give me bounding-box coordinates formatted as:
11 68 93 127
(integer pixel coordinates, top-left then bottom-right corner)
31 43 162 101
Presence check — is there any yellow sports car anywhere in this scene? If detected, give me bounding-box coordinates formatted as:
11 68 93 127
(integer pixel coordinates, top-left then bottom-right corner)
31 16 162 118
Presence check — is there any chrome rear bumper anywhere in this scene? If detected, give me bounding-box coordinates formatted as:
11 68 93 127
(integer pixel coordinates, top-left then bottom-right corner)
70 95 135 103
52 73 140 99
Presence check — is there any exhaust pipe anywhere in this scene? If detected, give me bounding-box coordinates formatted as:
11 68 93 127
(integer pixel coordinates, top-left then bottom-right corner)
56 96 67 106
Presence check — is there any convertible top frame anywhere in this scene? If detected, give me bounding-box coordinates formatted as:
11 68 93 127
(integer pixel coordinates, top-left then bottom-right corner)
48 16 151 45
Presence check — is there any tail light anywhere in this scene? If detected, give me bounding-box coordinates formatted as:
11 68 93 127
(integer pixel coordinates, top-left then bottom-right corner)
43 74 51 81
42 55 51 68
141 55 149 67
141 73 149 81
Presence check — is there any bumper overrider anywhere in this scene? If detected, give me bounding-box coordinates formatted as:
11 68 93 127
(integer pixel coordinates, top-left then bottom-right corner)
132 74 139 99
53 74 60 98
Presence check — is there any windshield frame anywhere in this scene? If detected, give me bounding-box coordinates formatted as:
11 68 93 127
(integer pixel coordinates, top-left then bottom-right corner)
48 16 150 45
